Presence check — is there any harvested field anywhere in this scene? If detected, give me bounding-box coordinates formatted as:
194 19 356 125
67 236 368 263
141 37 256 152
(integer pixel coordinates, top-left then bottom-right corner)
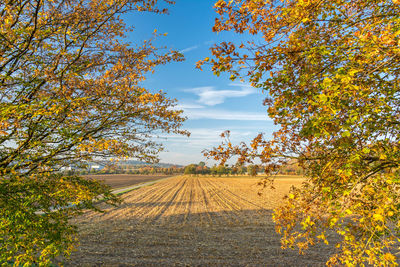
84 174 172 189
65 176 337 266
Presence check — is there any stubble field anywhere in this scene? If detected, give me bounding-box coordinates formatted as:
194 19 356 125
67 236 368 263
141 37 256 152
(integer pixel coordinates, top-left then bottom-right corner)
66 175 336 266
84 174 172 189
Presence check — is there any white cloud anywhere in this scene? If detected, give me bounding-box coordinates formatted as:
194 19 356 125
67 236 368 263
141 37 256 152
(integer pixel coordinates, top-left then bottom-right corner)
159 128 256 144
175 103 205 109
184 108 269 121
184 83 257 106
179 45 199 54
158 127 268 165
158 128 252 162
173 99 269 121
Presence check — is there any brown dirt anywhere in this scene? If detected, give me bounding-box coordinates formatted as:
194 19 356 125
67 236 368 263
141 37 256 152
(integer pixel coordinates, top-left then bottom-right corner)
84 174 172 189
64 176 337 266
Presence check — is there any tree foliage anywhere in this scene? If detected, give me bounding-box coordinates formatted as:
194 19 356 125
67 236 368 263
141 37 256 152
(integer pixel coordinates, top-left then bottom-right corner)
0 0 187 264
184 164 197 175
246 164 257 177
201 0 400 265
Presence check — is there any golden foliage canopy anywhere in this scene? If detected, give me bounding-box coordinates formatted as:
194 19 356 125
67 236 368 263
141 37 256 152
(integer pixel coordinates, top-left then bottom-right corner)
0 0 186 264
202 0 400 265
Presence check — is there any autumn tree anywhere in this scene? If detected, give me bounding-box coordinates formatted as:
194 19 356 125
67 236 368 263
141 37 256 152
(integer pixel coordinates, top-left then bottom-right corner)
247 164 257 177
184 164 197 175
195 165 204 175
230 166 238 175
0 0 187 264
238 165 246 175
201 0 400 265
216 165 228 176
210 165 218 176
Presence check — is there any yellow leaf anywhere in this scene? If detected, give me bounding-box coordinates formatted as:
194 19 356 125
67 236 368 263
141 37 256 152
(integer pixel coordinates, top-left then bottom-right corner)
373 214 384 222
384 253 396 262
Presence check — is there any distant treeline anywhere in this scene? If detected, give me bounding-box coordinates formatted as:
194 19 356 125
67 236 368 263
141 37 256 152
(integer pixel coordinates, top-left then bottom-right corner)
63 160 303 177
63 164 185 176
183 161 303 176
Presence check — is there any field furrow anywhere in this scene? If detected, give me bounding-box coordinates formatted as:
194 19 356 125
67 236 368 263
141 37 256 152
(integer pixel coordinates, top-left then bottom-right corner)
145 178 187 223
66 175 338 266
209 178 265 209
111 178 179 222
194 177 214 225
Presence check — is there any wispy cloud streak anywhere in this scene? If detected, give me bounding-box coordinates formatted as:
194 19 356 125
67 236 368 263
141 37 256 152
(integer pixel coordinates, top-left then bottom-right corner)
184 109 268 121
184 83 256 106
179 45 199 54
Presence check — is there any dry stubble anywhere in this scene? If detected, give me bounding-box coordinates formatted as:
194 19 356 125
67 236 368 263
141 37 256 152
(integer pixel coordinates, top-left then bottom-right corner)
65 176 336 266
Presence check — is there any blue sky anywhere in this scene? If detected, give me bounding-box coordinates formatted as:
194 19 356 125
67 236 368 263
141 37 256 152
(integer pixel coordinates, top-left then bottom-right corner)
124 1 278 165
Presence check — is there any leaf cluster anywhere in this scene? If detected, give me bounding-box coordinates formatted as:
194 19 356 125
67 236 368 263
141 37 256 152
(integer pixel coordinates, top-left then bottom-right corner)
0 0 187 264
204 0 400 265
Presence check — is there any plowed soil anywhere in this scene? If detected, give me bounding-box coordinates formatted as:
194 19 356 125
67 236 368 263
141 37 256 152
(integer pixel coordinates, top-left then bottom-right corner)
65 176 337 266
84 174 171 189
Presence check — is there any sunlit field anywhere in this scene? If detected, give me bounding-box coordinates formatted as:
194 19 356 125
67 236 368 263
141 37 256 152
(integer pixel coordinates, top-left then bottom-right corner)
3 0 400 264
64 175 338 266
84 174 173 189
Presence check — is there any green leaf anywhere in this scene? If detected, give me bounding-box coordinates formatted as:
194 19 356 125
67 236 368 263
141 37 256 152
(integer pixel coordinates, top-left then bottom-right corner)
341 130 351 137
